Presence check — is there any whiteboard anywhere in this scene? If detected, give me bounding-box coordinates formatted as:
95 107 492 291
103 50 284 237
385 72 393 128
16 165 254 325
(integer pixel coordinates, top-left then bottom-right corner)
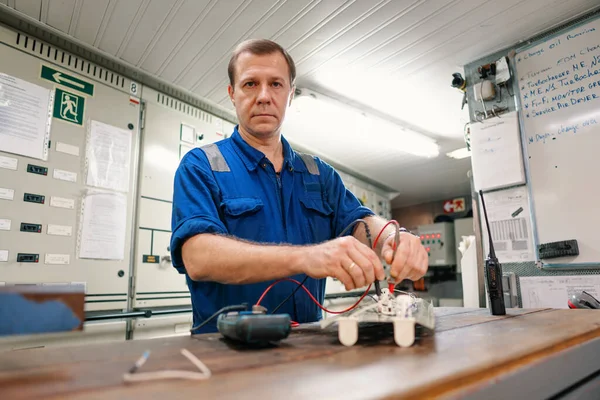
514 15 600 266
470 111 525 192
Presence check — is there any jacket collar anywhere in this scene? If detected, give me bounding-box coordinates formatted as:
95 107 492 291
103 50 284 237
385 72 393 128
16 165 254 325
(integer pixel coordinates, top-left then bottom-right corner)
230 125 305 173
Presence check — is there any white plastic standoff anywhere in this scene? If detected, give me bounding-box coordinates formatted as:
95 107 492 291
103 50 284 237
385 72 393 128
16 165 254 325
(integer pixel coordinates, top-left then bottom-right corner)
338 317 359 346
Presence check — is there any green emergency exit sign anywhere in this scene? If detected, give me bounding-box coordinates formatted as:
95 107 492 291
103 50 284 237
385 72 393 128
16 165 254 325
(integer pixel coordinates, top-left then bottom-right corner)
41 65 94 96
53 88 85 126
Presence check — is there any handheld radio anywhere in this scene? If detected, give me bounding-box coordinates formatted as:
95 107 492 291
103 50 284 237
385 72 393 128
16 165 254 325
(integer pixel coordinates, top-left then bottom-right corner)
479 190 506 315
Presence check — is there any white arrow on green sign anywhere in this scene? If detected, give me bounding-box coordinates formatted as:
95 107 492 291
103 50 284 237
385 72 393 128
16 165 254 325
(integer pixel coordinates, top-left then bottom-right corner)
40 65 94 96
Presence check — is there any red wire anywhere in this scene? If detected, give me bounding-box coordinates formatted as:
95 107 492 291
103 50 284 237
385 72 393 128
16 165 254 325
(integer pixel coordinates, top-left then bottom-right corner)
255 222 402 326
256 277 372 315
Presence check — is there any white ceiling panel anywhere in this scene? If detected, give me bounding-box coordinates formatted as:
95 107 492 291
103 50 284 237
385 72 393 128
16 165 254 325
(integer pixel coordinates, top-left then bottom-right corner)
73 0 109 46
120 0 177 65
207 0 350 104
199 0 318 98
14 0 41 19
138 0 212 73
368 0 523 75
178 0 282 89
268 0 346 50
39 0 48 22
319 0 464 74
284 1 388 62
4 0 599 206
97 0 144 55
291 0 426 77
520 0 600 40
159 0 247 82
395 0 599 79
46 0 75 33
448 0 600 70
216 93 231 107
298 0 446 77
66 0 82 35
206 0 342 103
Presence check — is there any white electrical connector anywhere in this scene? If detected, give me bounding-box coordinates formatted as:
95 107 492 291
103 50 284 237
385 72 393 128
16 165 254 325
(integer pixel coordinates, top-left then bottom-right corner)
322 289 433 348
376 288 396 316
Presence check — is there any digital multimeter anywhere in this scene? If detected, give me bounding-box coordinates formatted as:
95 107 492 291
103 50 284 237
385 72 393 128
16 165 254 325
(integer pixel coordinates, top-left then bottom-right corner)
217 311 291 345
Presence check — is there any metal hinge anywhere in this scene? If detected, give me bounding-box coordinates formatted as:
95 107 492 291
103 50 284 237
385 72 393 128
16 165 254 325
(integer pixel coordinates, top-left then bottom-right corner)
139 101 146 130
129 275 135 300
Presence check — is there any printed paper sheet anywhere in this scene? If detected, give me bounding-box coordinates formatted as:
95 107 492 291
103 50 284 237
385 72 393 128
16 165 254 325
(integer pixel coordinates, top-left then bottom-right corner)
78 190 127 260
0 73 52 160
86 120 132 192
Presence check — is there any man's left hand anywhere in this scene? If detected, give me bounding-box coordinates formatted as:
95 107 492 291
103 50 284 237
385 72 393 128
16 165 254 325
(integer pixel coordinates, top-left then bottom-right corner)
381 231 428 282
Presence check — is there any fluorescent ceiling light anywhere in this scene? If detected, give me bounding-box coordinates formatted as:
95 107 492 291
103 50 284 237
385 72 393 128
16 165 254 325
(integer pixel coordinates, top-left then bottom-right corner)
446 147 471 159
290 91 439 158
311 66 464 140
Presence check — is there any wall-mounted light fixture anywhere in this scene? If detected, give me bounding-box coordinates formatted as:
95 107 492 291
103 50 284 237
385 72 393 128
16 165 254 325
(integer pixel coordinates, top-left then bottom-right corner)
289 89 440 158
446 147 471 159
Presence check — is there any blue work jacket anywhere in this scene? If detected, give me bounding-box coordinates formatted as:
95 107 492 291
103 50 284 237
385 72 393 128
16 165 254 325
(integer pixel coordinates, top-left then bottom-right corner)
170 126 374 333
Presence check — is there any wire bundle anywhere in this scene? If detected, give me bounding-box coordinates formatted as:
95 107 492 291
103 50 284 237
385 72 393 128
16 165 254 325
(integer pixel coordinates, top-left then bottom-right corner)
264 219 402 324
189 219 403 331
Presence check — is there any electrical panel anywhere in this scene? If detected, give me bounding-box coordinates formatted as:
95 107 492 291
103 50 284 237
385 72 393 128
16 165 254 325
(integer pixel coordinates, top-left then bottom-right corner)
0 26 139 312
133 87 227 308
336 172 392 221
416 222 457 267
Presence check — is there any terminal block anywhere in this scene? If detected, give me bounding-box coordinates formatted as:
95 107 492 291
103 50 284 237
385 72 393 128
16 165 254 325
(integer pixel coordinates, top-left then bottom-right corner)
321 288 434 347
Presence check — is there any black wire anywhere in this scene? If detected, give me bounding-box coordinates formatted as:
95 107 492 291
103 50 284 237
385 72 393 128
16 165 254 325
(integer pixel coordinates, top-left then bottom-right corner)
374 280 382 297
190 303 248 333
338 218 373 248
270 218 375 315
271 276 308 314
292 290 298 321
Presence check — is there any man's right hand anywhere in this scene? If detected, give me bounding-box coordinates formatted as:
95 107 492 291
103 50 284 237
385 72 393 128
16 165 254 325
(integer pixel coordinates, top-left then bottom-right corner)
303 236 385 291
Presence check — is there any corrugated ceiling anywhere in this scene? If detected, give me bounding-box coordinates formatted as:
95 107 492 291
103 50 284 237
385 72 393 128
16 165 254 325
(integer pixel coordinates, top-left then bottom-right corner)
1 0 598 206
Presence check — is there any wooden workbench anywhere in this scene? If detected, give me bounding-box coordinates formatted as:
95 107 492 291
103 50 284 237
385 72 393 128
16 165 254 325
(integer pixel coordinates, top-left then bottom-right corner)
0 307 599 399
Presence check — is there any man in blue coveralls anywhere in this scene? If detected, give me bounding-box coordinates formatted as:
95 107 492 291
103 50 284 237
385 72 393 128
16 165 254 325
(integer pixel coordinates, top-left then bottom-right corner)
170 39 429 333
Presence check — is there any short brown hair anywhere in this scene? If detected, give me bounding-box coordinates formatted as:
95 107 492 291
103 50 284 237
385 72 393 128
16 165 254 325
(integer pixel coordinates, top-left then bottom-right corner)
228 39 296 87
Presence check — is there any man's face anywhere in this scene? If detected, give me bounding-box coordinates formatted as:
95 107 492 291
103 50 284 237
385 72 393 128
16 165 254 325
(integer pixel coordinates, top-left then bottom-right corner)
228 51 293 139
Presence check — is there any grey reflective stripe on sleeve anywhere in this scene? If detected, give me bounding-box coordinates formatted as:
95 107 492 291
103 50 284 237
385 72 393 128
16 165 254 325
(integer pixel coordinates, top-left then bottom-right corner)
298 153 320 175
200 143 230 172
